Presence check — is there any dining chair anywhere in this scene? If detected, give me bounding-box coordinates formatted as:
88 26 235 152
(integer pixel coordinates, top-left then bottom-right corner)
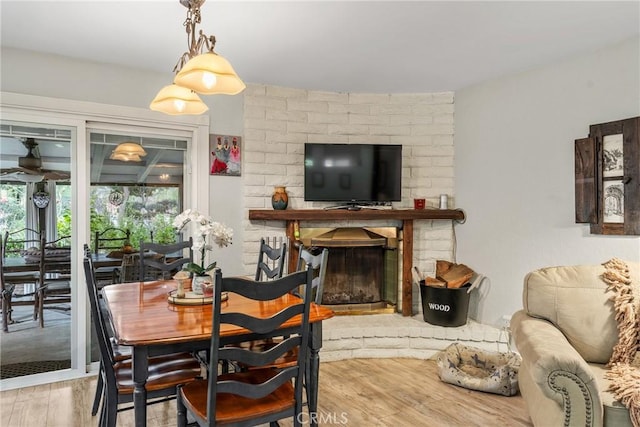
36 235 71 327
83 256 202 427
243 245 329 410
295 245 329 305
115 252 142 283
83 243 134 417
93 227 131 254
139 238 193 281
222 237 288 371
176 268 314 427
93 227 131 287
254 237 287 281
1 229 41 331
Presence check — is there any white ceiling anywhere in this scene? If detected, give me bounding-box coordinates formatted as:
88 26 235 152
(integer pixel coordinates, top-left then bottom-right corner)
1 0 638 94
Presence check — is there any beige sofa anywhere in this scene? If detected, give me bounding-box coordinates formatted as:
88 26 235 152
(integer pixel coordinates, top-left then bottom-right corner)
510 262 639 427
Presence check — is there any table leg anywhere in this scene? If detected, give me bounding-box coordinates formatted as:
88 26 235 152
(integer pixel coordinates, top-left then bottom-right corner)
132 347 149 427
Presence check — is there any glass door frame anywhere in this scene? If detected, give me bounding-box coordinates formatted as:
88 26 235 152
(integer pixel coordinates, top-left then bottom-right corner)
0 92 210 390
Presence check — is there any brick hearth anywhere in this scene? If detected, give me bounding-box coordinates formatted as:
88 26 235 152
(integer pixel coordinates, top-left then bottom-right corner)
320 314 509 361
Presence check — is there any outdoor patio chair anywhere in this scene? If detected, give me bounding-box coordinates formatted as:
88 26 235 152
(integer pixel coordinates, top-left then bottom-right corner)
36 235 71 327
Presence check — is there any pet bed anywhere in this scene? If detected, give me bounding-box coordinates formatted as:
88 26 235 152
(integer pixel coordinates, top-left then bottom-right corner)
436 342 521 396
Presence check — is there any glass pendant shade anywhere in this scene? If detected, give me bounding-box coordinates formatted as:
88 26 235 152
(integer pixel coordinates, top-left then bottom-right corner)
149 84 209 115
174 52 246 95
110 142 147 162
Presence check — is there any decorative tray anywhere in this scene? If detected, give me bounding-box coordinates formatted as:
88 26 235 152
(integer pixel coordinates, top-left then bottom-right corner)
167 290 228 305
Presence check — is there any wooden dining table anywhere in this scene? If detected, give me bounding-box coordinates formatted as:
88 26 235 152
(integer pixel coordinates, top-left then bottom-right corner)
102 279 335 427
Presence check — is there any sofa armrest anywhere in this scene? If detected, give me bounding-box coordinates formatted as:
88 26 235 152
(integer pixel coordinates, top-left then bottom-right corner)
511 310 603 427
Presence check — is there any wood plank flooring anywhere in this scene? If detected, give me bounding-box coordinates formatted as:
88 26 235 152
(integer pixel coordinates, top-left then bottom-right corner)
0 358 532 426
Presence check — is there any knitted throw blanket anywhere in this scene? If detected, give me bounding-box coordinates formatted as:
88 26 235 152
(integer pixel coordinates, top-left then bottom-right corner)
602 258 640 427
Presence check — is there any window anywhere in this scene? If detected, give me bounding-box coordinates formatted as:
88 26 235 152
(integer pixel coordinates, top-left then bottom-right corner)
0 182 28 235
90 185 181 249
89 130 188 251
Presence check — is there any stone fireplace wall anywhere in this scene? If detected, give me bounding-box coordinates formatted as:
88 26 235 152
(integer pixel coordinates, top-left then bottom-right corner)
242 84 456 313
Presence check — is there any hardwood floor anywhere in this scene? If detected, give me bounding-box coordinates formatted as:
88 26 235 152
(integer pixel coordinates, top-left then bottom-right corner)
0 358 532 426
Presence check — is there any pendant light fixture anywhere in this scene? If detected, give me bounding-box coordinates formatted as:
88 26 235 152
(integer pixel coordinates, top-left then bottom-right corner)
110 141 147 162
150 0 245 115
150 84 209 115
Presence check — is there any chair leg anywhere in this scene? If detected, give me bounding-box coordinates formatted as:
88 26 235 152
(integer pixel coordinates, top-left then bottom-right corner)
38 292 45 328
91 365 104 416
105 391 118 427
1 292 10 332
176 385 188 427
33 292 39 320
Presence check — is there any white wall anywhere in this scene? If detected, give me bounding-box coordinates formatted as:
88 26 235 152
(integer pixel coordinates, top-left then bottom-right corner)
0 47 246 275
455 36 640 325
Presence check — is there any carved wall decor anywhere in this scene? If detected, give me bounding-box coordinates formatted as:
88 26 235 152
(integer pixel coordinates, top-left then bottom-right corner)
575 116 639 235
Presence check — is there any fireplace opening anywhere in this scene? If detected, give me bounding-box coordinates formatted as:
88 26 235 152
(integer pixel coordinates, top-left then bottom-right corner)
323 246 384 304
301 227 399 313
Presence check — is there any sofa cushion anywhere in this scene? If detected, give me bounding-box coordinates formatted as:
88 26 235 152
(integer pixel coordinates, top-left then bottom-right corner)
523 262 639 364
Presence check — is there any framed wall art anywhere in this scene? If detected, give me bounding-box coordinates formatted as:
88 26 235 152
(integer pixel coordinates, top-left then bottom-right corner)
210 134 241 176
574 116 639 235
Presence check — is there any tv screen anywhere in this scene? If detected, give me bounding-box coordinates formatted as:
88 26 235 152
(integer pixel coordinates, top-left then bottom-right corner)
304 143 402 204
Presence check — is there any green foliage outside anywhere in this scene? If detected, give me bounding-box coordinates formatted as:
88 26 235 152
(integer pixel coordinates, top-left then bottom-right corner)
1 182 181 254
0 183 27 234
90 185 181 252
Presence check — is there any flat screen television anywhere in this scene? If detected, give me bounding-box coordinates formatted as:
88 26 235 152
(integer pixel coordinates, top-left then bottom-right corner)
304 143 402 206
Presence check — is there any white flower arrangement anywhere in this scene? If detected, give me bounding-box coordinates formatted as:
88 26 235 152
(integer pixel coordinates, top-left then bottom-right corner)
172 209 233 275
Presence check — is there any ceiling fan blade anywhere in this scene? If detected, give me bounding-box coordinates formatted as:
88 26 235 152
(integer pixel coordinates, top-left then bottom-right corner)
17 166 42 175
43 170 71 181
0 170 45 183
0 167 22 175
0 167 42 176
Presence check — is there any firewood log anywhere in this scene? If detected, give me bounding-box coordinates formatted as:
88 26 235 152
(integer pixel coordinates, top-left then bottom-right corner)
438 263 474 289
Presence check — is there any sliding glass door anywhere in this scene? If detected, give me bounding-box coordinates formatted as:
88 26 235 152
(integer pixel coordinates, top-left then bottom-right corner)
86 126 189 366
0 93 207 391
0 120 75 383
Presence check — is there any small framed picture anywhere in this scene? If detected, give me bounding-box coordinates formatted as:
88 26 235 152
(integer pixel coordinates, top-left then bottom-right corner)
603 134 623 178
603 179 624 223
210 134 241 176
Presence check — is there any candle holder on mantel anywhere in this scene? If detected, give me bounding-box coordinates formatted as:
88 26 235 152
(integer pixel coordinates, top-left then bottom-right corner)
271 186 289 210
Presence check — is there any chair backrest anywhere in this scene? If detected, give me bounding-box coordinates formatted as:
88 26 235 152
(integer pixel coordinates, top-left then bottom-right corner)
139 238 193 281
296 245 329 304
83 256 117 377
94 227 131 254
83 243 92 258
3 227 41 259
255 237 287 281
39 235 72 282
207 268 313 423
120 253 142 282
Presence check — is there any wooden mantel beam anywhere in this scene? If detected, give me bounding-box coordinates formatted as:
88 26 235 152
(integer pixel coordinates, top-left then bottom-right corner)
248 209 466 316
248 209 465 222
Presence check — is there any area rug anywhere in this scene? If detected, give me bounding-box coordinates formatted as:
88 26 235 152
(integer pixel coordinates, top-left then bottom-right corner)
0 359 71 379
